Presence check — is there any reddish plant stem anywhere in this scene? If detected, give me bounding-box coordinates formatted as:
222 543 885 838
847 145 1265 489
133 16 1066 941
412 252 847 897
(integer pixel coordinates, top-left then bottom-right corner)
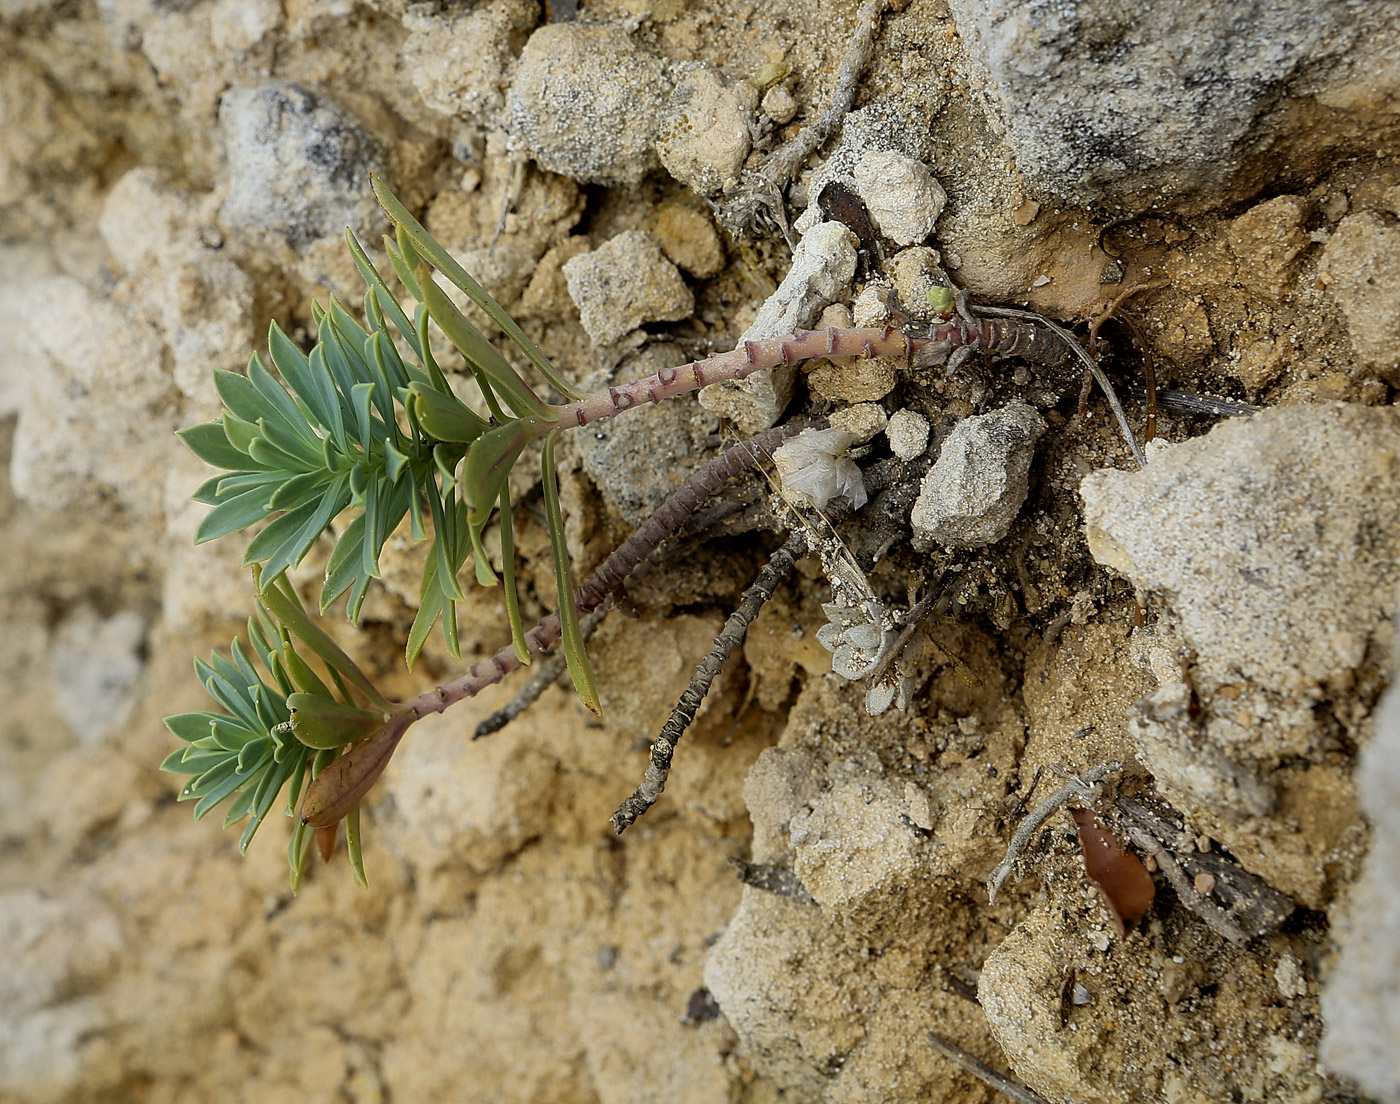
406 420 819 722
549 319 1082 433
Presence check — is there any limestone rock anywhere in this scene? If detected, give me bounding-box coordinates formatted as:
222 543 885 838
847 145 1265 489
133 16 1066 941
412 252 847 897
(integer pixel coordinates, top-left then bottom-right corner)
1322 660 1400 1103
947 0 1396 210
403 0 536 124
699 221 857 433
507 22 670 187
1081 403 1400 903
656 63 757 196
911 402 1045 550
852 150 945 247
562 230 693 345
1320 212 1400 384
886 409 930 459
219 83 386 252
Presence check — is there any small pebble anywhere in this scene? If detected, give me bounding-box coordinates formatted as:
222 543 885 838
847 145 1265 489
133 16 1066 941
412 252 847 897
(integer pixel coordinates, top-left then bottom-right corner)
1071 983 1092 1005
1193 872 1217 896
886 409 930 459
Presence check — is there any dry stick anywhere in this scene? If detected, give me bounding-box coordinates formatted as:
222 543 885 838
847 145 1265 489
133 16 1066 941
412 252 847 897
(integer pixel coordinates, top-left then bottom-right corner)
976 306 1148 469
718 0 888 238
760 0 888 188
925 1032 1052 1104
472 604 608 739
611 528 806 833
988 761 1123 905
609 453 913 833
1121 821 1249 947
406 421 819 724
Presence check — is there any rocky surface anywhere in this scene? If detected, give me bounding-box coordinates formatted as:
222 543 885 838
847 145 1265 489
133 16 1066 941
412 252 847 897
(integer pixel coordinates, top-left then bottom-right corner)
3 0 1400 1102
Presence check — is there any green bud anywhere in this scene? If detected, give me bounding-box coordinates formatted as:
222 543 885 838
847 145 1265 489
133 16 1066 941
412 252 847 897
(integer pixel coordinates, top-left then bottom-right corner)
926 285 956 316
285 693 387 750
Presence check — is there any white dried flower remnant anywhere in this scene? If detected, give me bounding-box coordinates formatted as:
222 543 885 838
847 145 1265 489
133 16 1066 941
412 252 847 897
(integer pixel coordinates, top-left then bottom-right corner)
773 427 867 511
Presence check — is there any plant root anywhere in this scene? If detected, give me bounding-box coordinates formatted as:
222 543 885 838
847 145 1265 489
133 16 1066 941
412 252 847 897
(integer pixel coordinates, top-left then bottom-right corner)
988 761 1124 905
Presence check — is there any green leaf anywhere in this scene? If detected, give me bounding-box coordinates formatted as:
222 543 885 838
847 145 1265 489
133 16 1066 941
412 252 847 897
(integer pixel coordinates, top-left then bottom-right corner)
372 174 584 401
418 268 553 421
179 422 262 471
257 572 391 710
347 229 419 350
286 692 386 749
459 418 543 515
407 382 487 444
542 433 600 714
268 322 339 436
195 485 275 544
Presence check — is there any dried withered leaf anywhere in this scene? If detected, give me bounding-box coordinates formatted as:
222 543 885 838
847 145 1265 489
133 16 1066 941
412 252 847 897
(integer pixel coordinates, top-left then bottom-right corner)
1070 807 1156 937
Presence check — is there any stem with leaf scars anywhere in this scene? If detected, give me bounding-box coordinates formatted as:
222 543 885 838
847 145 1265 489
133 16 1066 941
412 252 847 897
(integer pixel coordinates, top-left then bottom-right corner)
298 421 821 828
416 420 819 717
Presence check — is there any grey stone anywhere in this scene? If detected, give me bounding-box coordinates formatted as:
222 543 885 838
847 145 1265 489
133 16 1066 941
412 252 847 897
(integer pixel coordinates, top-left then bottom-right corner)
562 230 693 346
699 221 857 434
946 0 1377 209
1321 652 1400 1103
911 402 1045 549
219 83 385 250
507 22 670 187
886 409 930 459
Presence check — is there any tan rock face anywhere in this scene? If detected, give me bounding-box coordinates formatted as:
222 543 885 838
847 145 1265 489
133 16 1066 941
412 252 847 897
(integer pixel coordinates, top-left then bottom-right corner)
5 1 1399 1102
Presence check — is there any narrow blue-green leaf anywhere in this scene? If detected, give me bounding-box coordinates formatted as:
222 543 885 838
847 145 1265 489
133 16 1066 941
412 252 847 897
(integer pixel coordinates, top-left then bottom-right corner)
346 804 367 888
179 422 260 471
222 786 257 828
160 746 204 773
372 174 584 401
542 433 600 714
191 473 230 505
260 479 351 586
269 322 339 435
306 345 347 445
386 236 423 302
406 562 447 669
248 354 320 448
193 765 253 820
322 513 367 611
215 367 279 426
427 483 468 600
467 511 496 588
221 411 261 455
360 477 381 580
164 711 222 743
352 382 375 458
348 230 419 349
195 485 275 544
498 484 531 666
237 736 273 774
384 439 410 481
267 470 327 512
258 414 324 471
244 506 314 566
418 271 552 420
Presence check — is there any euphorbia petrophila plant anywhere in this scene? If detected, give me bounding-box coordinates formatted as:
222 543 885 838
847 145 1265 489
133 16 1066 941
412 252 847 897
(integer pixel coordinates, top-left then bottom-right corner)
164 176 1134 888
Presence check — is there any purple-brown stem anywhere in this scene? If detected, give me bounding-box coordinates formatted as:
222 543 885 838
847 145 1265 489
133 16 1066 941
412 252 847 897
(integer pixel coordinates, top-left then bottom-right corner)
548 320 1080 433
406 419 819 721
